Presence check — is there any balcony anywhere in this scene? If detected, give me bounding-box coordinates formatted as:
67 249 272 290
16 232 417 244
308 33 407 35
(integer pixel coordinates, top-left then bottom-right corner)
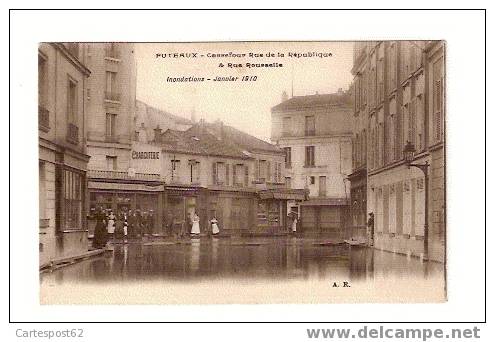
105 135 119 143
88 170 161 182
105 91 121 102
66 123 79 144
305 129 316 137
38 106 50 132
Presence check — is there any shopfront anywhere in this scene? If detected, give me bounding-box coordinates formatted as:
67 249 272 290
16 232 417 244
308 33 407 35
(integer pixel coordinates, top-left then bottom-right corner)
87 177 164 235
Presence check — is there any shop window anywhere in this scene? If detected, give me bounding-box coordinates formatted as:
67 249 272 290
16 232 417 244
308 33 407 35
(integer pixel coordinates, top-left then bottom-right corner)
58 168 84 231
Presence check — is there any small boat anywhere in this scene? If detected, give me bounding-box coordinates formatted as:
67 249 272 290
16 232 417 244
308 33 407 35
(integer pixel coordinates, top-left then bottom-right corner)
314 240 345 246
344 238 367 246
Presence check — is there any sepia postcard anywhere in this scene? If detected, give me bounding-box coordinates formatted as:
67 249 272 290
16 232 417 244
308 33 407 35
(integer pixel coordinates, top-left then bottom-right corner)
38 41 446 305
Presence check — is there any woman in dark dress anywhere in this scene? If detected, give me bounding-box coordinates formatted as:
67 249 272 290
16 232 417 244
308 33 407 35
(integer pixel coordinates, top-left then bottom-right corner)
92 208 108 249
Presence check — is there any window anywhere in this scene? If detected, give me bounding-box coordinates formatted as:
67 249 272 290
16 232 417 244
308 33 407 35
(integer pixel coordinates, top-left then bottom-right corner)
106 156 117 170
213 162 228 185
274 162 282 183
388 43 397 92
305 146 315 167
258 160 267 181
106 113 117 138
58 168 84 231
433 57 444 143
305 116 316 136
189 160 200 184
282 117 291 136
171 159 181 181
377 57 384 102
105 42 119 59
105 71 118 101
319 176 327 197
67 77 77 123
283 147 291 168
38 54 47 107
233 164 248 186
285 177 292 188
39 162 46 220
310 176 315 185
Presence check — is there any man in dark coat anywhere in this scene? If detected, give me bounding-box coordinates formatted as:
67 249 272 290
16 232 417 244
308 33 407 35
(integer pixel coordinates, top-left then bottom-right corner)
92 207 108 249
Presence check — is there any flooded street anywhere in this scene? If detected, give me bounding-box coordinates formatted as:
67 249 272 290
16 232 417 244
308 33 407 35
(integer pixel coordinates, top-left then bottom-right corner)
40 237 445 304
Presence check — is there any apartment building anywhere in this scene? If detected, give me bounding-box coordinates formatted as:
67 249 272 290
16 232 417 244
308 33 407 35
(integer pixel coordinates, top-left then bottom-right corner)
271 91 353 236
350 41 445 262
38 43 91 266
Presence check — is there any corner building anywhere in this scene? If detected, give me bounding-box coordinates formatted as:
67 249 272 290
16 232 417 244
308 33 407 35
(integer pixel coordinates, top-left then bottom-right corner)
38 43 91 266
350 41 445 262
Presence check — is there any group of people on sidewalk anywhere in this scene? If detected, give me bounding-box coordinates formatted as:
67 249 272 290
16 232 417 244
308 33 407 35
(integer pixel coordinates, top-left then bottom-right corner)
91 208 222 249
91 207 156 249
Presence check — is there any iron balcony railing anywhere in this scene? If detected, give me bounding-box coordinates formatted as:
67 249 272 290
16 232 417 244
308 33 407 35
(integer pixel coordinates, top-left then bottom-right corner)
88 170 161 181
38 105 50 132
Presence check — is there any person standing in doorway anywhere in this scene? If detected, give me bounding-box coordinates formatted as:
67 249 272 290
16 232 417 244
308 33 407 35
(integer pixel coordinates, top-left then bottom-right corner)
92 207 108 249
291 213 298 234
210 216 220 236
191 212 200 236
107 210 116 242
367 212 375 247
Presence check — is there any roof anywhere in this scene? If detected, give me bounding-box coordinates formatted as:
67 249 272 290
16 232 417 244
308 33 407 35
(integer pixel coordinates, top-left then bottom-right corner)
271 92 352 112
157 125 252 159
206 122 283 154
136 100 193 125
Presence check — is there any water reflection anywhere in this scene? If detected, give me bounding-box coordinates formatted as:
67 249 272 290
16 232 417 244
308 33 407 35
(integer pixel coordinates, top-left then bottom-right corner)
40 237 444 285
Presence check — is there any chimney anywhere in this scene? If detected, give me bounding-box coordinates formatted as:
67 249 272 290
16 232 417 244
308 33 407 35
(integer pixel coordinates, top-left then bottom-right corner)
213 119 224 141
153 125 162 142
281 91 288 102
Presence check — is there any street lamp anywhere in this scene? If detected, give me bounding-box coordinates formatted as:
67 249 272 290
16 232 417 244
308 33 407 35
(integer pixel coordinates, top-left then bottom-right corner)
403 141 430 261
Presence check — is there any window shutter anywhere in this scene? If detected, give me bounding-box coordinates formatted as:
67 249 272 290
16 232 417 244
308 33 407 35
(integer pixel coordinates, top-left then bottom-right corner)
212 162 217 185
244 165 249 187
255 160 259 180
267 161 271 181
435 112 441 142
226 164 230 186
233 164 237 186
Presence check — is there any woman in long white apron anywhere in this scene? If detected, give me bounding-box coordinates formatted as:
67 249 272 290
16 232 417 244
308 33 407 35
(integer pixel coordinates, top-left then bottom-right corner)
191 213 200 235
107 211 116 237
211 217 220 235
291 216 298 233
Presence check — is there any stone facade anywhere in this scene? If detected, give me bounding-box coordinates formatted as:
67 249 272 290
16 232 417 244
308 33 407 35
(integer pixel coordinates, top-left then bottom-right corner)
38 43 91 266
350 41 445 262
271 91 353 235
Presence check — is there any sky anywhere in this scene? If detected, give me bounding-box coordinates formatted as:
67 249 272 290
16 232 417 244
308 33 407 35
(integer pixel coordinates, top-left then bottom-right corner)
135 42 354 142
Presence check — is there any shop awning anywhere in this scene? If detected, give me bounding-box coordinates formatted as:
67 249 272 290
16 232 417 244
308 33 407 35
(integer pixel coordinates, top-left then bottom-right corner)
299 198 350 206
88 181 164 192
258 189 308 201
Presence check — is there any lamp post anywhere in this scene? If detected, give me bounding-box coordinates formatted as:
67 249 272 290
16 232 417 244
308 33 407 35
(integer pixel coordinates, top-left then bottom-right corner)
403 141 430 260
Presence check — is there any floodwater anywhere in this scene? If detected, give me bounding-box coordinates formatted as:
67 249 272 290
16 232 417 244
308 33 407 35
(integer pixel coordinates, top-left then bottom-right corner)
40 236 446 304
